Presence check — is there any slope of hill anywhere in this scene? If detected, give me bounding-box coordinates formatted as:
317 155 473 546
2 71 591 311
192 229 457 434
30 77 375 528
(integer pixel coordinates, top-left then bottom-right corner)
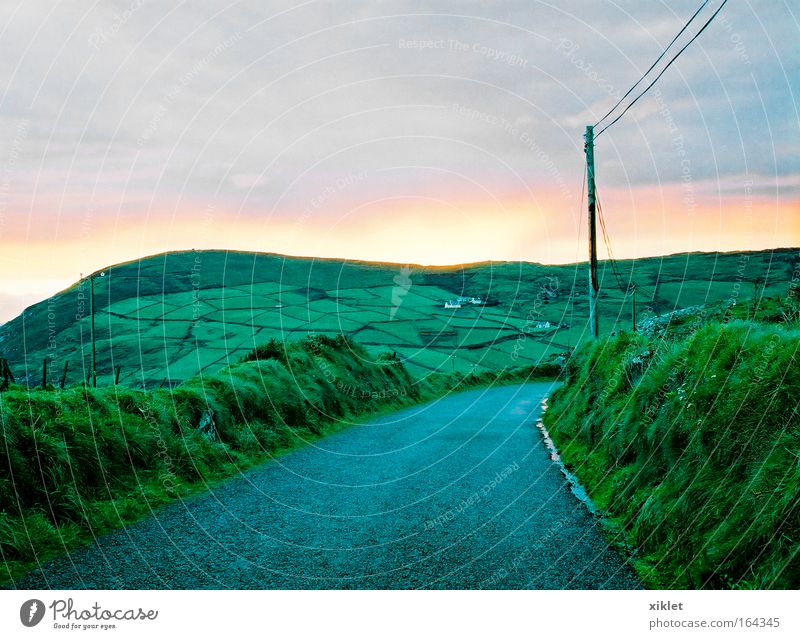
0 248 796 387
543 299 800 588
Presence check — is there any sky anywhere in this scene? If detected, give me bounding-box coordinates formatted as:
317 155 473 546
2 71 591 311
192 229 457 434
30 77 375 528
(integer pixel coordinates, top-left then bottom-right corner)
0 0 798 322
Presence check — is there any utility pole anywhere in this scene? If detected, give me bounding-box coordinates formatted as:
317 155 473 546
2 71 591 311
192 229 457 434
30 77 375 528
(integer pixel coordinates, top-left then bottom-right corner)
90 274 97 388
585 125 599 338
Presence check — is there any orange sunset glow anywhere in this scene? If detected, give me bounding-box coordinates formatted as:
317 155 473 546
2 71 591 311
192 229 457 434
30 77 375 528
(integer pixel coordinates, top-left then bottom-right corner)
1 0 797 325
2 182 796 322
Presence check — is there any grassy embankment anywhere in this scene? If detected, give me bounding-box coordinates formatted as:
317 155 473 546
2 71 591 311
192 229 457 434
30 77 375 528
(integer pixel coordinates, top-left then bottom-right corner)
0 334 557 584
544 298 800 588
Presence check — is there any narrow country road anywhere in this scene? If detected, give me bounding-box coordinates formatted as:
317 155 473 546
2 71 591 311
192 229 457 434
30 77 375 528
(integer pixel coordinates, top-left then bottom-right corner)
15 383 640 589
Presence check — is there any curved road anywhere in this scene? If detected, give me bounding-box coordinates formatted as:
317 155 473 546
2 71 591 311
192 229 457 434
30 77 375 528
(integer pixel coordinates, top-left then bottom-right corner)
16 383 640 589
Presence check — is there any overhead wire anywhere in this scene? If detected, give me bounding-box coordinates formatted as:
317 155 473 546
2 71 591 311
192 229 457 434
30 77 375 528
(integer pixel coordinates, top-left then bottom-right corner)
595 0 729 138
568 163 588 347
594 0 711 128
579 2 728 324
595 185 658 301
595 191 627 293
577 162 586 249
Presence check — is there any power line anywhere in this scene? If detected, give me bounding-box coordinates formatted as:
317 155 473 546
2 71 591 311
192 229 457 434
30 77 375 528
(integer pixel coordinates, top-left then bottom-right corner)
594 0 711 128
568 163 587 348
595 0 729 138
595 187 658 301
577 162 586 249
595 192 627 293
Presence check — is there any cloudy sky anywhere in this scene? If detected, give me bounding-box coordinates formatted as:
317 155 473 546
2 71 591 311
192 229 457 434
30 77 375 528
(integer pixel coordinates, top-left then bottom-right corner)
0 0 797 321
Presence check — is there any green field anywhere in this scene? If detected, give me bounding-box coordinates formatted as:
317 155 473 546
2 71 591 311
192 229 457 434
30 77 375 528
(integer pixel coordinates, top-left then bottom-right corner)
1 248 797 387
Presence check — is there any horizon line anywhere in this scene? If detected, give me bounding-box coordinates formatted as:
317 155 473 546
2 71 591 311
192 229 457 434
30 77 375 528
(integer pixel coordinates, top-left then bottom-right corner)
79 244 800 279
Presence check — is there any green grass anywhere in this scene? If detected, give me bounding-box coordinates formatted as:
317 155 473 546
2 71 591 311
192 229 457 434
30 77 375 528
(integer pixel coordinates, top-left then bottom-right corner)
1 248 795 386
543 299 800 589
0 334 556 585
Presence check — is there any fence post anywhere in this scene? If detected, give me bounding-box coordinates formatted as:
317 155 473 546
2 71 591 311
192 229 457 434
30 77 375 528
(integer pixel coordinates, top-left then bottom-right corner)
115 366 121 385
0 358 11 391
60 360 70 389
42 358 48 388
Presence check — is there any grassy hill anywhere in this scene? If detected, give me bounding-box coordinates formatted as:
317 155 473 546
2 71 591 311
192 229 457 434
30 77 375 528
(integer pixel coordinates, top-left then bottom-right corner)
543 296 800 588
1 248 797 387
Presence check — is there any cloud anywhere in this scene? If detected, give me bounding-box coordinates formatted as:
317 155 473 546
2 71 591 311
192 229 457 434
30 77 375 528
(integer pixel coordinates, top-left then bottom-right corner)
0 0 797 319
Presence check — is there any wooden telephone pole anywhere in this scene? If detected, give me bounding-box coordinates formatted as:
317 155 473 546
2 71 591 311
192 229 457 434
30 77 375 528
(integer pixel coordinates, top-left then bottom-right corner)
90 274 97 387
585 125 599 338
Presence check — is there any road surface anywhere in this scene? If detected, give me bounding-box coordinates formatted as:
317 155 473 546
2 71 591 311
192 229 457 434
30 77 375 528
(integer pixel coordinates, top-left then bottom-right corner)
15 382 640 589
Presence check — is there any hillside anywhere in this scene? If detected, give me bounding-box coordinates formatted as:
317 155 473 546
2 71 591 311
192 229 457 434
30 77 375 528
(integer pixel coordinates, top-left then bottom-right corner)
0 248 796 387
543 298 800 588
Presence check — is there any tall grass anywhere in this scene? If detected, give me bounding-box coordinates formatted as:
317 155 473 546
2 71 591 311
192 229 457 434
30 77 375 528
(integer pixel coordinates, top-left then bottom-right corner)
0 334 555 583
545 321 800 588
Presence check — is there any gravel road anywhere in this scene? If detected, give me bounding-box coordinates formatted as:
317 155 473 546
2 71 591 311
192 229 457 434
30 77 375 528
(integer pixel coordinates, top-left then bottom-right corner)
14 382 640 589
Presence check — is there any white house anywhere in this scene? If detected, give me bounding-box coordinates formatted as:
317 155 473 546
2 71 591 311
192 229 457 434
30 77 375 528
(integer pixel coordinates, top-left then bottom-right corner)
454 296 484 305
445 295 485 309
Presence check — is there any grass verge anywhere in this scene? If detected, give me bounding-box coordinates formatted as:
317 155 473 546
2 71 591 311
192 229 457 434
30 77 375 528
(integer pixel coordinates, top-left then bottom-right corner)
544 320 800 589
0 334 558 585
